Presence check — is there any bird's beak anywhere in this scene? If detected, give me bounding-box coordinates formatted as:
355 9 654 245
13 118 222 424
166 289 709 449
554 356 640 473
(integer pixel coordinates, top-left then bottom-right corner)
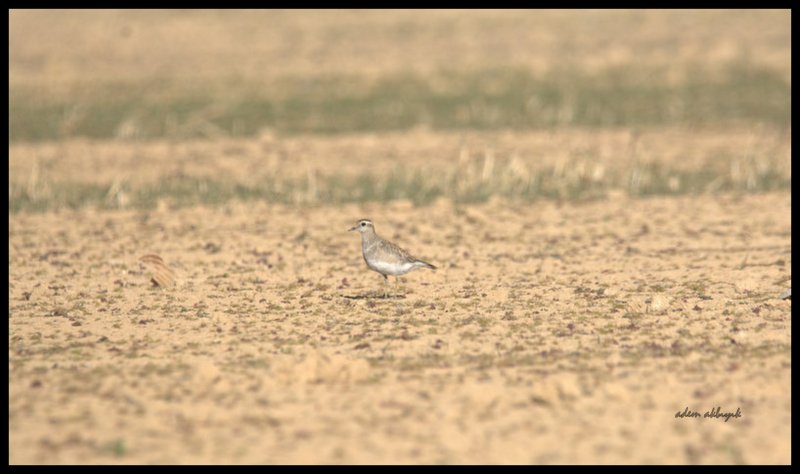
348 226 357 232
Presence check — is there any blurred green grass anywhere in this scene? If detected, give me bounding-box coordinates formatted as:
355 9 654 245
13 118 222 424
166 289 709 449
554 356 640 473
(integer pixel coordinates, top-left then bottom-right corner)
9 154 790 213
9 63 791 142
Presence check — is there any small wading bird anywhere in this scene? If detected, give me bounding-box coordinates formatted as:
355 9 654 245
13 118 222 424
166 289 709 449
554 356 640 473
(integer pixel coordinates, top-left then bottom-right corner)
349 219 436 298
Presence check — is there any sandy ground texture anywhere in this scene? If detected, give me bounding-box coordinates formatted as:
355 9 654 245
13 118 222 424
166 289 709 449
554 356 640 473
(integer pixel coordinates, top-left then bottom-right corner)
8 193 791 464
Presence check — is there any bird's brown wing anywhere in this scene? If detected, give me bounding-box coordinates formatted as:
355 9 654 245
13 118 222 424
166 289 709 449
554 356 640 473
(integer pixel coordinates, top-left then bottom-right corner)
378 238 434 267
376 238 416 265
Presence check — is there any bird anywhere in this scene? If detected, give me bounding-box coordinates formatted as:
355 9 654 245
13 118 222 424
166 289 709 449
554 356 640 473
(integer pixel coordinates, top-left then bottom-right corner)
348 219 436 298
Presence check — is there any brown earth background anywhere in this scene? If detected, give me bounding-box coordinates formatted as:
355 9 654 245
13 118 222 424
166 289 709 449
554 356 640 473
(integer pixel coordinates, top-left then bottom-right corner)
8 10 791 464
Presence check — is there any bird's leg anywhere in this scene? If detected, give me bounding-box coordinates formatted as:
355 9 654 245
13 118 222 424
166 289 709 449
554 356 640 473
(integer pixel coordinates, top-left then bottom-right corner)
382 274 389 298
395 276 401 298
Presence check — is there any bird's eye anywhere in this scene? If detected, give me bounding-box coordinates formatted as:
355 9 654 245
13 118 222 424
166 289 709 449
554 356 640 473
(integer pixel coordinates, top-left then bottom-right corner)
361 222 366 227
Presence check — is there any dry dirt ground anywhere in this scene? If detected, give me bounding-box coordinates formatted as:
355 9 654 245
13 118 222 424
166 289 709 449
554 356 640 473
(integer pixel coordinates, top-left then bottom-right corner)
8 9 791 465
8 192 791 464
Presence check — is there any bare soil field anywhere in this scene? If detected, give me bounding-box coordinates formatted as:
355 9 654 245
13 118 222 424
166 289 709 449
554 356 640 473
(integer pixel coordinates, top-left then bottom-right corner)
9 9 791 465
8 191 791 464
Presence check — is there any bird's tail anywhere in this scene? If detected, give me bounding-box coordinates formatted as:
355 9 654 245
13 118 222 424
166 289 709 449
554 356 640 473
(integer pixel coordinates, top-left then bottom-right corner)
416 260 437 271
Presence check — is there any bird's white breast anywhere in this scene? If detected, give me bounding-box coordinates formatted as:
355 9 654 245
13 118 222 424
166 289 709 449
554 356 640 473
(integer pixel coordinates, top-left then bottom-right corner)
366 258 416 276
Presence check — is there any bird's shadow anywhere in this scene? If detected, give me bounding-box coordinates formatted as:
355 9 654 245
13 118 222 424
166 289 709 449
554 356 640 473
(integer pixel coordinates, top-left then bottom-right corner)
341 293 406 300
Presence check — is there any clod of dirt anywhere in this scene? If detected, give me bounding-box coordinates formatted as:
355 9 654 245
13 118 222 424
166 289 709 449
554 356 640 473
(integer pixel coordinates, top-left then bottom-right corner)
203 242 222 254
139 254 177 288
